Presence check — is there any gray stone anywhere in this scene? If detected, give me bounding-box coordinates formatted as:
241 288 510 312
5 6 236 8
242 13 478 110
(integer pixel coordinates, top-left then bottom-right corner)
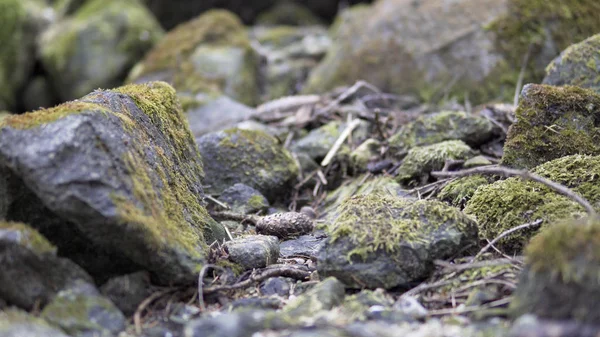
318 194 478 289
184 310 277 337
0 222 92 310
100 271 152 316
187 96 255 137
197 128 298 201
0 82 227 284
280 234 326 258
38 0 164 101
42 280 126 337
256 212 314 240
218 183 269 215
224 235 280 270
260 277 291 297
282 277 346 318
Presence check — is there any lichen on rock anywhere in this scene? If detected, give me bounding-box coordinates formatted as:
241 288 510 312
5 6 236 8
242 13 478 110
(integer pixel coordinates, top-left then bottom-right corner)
0 81 227 284
318 193 478 289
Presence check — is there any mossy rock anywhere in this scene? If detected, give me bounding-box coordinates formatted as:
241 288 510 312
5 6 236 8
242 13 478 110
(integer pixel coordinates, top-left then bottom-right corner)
128 9 260 107
38 0 164 102
281 277 346 319
438 175 492 209
319 174 408 219
256 1 324 26
0 221 93 310
303 0 511 104
0 81 227 284
491 0 600 87
0 0 50 110
0 309 70 337
41 281 126 337
291 120 344 160
388 111 495 157
510 217 600 323
197 128 299 201
250 25 331 100
501 84 600 169
317 193 478 289
543 33 600 93
396 140 475 186
465 154 600 252
339 289 394 322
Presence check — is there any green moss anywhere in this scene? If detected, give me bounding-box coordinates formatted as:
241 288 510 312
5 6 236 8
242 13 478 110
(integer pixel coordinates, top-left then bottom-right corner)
389 111 494 155
501 84 600 169
256 1 324 26
525 217 600 283
465 154 600 251
0 101 112 129
396 140 474 186
247 195 268 210
438 175 491 209
544 34 600 92
0 0 30 109
0 221 57 254
491 0 600 84
215 258 244 276
325 193 474 261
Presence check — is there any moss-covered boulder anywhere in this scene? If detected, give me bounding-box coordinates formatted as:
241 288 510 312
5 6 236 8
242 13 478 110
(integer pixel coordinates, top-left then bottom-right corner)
41 280 126 337
388 111 495 157
128 9 260 107
492 0 600 87
438 175 492 209
510 218 600 323
396 140 475 186
543 34 600 93
38 0 164 102
0 0 51 110
0 309 70 337
303 0 510 104
465 154 600 252
501 84 600 169
317 193 478 289
250 25 331 100
0 81 227 284
0 221 93 309
196 128 298 201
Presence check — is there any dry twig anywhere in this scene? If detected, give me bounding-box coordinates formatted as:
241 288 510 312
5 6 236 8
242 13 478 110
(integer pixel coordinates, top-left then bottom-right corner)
202 266 311 294
472 219 543 262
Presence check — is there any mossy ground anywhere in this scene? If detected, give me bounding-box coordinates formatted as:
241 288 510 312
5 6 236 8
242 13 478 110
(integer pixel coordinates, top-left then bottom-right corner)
325 193 475 261
438 175 491 209
501 84 600 169
465 154 600 252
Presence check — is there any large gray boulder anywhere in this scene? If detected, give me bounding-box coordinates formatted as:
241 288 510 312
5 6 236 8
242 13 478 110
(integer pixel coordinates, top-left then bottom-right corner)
38 0 164 102
0 81 227 284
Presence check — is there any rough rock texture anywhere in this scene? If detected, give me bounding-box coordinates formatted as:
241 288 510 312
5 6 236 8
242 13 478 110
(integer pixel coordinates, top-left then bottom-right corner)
41 280 126 337
543 33 600 93
465 155 600 252
197 128 298 201
218 183 269 215
303 0 509 104
510 218 600 323
396 140 475 186
0 309 70 337
388 111 495 157
100 271 152 316
128 9 259 107
318 194 478 289
279 233 326 258
501 84 600 169
38 0 164 102
0 221 93 309
0 0 51 110
224 235 280 270
0 81 227 284
256 212 314 240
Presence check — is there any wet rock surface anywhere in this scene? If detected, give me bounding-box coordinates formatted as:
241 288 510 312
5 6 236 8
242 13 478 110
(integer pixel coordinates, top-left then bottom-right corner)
224 235 280 270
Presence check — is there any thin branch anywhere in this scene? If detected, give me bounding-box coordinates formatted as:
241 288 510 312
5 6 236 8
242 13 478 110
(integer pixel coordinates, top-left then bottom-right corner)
321 119 361 167
472 219 543 262
202 266 311 294
198 264 226 311
431 166 596 217
134 288 176 335
513 43 533 107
